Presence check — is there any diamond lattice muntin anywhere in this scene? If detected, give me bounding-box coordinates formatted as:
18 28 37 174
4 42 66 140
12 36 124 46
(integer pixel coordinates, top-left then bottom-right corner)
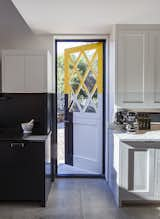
68 48 98 113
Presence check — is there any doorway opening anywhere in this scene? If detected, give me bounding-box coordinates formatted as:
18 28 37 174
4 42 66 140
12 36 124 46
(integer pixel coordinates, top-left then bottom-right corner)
56 40 106 176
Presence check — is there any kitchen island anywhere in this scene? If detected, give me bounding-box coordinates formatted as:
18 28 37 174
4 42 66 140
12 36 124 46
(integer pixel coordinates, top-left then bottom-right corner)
109 129 160 207
0 131 52 207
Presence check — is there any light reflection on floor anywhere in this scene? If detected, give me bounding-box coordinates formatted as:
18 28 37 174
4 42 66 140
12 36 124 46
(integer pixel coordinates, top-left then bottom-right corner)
58 163 96 175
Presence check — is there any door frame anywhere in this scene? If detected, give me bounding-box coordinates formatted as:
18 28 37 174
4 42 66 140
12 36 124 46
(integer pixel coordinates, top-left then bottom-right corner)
55 37 109 177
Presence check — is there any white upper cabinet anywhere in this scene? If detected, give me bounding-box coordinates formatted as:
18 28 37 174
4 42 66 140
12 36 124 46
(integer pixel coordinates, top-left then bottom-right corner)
2 55 25 93
117 31 149 108
149 31 160 105
115 25 160 109
25 55 44 93
2 50 52 93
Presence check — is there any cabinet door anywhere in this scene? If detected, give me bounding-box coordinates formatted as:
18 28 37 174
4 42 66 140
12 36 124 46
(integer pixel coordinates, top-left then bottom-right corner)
120 142 155 201
25 55 45 93
150 31 160 106
117 31 149 108
154 148 160 200
0 141 44 200
2 55 25 93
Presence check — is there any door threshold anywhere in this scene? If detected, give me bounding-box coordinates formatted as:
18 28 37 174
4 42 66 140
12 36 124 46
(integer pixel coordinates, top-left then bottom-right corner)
56 174 105 178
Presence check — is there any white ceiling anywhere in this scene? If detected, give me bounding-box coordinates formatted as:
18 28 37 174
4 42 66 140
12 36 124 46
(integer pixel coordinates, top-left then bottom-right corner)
11 0 160 34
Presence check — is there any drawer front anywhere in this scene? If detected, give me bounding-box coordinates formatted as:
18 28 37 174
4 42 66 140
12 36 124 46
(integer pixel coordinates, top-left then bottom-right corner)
0 141 44 168
120 141 155 201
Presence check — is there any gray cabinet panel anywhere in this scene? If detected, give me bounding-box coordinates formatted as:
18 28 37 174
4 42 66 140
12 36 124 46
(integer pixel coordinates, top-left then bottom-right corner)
131 150 148 191
120 142 155 202
150 31 160 104
2 55 25 93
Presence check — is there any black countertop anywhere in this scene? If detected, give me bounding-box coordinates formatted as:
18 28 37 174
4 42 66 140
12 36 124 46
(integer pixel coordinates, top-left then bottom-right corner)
0 129 51 142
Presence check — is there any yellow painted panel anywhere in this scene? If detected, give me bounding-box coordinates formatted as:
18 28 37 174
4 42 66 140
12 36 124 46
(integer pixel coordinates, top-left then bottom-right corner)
65 42 102 53
64 51 70 94
97 43 103 94
64 42 103 95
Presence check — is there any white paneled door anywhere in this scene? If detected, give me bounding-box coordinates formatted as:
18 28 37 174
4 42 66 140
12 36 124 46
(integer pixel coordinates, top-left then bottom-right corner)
64 42 103 174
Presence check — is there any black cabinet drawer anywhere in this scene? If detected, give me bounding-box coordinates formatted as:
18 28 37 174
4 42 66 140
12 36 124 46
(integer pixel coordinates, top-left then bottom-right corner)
0 141 44 168
0 138 52 206
0 168 43 200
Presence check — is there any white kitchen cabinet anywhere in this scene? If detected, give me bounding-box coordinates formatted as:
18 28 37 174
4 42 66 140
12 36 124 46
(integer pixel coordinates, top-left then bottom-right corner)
2 50 52 93
25 55 44 93
119 141 155 203
150 31 160 105
154 148 160 200
114 25 160 109
109 132 160 207
2 55 25 93
117 31 150 108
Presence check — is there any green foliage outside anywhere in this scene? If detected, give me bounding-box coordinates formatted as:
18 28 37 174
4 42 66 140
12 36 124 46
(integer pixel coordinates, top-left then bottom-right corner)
57 53 98 112
57 54 95 94
57 55 64 95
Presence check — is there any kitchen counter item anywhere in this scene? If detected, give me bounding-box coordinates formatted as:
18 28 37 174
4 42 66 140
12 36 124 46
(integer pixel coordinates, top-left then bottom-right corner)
137 112 151 130
21 119 34 133
125 111 137 132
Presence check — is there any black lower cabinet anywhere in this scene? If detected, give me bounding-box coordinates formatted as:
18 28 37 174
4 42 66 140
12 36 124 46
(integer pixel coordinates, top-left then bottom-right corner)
0 140 52 207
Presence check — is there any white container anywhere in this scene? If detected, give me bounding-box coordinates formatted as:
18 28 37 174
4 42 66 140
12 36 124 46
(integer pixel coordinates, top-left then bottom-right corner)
21 120 34 134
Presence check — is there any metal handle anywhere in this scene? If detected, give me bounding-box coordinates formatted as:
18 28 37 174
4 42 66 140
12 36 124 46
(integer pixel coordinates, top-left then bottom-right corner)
10 143 25 148
64 120 70 123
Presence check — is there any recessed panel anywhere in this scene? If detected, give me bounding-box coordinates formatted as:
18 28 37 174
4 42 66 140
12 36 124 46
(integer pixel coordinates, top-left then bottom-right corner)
118 33 145 104
129 150 148 191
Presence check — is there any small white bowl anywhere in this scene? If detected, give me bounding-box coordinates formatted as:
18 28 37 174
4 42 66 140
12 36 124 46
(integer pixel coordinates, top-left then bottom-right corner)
21 123 34 134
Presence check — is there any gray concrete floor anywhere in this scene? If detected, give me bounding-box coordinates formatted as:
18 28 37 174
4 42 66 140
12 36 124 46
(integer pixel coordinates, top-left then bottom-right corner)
0 178 160 219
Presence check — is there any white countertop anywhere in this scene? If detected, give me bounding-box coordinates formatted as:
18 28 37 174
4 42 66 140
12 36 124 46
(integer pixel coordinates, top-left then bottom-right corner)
113 130 160 141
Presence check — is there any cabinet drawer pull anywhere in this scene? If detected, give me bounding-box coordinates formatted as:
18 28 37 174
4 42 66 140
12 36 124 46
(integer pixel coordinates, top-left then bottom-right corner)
10 143 25 148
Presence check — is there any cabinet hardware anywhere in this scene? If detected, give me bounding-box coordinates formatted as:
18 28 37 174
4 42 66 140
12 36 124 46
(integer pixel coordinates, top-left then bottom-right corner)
10 143 25 148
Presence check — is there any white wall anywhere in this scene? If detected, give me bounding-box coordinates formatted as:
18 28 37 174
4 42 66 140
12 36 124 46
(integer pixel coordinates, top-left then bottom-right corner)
0 0 54 92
